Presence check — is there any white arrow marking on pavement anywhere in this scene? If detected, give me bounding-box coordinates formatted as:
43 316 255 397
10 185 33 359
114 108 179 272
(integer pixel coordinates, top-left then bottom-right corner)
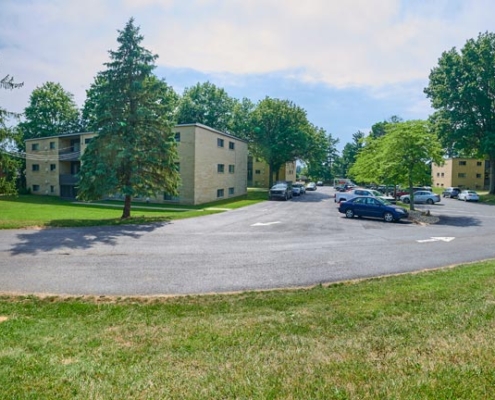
251 221 281 226
417 237 455 243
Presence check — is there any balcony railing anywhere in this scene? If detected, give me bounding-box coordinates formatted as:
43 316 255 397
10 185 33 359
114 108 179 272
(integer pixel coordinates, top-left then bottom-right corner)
59 174 78 185
58 149 81 161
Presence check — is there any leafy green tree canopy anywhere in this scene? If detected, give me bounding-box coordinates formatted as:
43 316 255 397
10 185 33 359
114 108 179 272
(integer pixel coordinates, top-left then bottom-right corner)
425 31 495 193
78 18 180 219
176 81 237 133
350 120 443 210
0 70 23 195
249 97 312 187
19 81 81 140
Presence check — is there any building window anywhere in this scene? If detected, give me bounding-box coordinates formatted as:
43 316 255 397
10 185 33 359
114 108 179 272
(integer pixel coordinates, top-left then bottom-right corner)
32 184 40 192
476 173 482 178
31 143 39 151
217 164 225 173
228 187 235 195
255 169 261 175
436 172 440 177
174 132 181 142
229 141 235 150
50 185 55 193
228 165 235 173
458 173 466 178
164 192 180 202
217 138 224 147
49 141 56 149
32 164 40 172
50 164 56 171
441 173 444 177
217 189 224 198
459 161 466 166
84 138 93 144
477 161 482 166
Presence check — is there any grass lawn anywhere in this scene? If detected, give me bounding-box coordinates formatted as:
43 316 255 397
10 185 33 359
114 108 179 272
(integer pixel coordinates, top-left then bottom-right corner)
1 262 494 399
0 188 268 229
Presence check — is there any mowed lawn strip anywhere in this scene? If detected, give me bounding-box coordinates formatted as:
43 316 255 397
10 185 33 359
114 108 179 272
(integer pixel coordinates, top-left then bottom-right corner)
1 262 494 399
0 189 268 229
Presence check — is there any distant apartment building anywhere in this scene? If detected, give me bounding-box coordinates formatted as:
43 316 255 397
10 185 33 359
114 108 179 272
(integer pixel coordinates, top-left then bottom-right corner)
247 156 296 188
431 158 489 190
25 123 248 205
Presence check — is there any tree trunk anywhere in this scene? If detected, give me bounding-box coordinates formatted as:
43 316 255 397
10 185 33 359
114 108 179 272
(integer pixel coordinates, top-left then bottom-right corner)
489 156 495 195
122 194 132 219
408 174 415 211
268 163 274 188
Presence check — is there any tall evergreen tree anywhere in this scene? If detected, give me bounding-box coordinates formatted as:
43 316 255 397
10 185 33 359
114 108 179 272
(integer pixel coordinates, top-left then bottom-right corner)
78 18 180 219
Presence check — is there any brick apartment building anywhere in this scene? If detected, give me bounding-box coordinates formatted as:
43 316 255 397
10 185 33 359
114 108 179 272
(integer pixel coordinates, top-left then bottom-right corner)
25 123 248 205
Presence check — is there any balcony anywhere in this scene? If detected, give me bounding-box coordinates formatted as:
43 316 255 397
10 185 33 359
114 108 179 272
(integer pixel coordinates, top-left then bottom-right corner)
58 148 80 161
59 174 78 185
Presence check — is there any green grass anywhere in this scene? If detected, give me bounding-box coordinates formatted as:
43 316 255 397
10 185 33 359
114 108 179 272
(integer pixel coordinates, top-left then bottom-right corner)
0 188 268 229
1 262 494 399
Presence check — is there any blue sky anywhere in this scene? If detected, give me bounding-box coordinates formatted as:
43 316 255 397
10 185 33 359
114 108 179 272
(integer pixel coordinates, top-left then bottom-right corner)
2 0 495 151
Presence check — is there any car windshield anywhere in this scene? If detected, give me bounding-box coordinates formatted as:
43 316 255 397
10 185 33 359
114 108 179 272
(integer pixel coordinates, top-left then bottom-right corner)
467 190 477 194
371 190 382 196
271 184 286 189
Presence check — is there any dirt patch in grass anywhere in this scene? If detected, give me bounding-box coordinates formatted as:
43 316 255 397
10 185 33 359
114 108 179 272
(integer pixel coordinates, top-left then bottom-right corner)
0 316 8 323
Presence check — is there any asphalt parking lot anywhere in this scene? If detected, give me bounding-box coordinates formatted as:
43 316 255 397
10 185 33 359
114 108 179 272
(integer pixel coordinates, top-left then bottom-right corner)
1 186 495 296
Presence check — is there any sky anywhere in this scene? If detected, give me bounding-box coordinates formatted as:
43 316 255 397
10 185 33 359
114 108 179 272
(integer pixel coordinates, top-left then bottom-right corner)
1 0 495 151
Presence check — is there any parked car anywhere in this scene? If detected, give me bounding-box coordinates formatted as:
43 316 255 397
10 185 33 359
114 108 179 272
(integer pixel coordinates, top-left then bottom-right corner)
400 191 441 204
442 187 460 198
306 182 317 191
292 183 306 194
269 183 292 201
338 196 409 222
395 186 432 199
292 186 302 196
335 188 395 203
457 190 479 202
316 181 324 186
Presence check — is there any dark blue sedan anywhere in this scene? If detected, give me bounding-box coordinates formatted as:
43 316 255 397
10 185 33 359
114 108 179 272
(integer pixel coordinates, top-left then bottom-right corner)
338 196 409 223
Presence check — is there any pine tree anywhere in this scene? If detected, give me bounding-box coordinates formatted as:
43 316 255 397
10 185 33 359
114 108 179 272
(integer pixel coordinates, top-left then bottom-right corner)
78 18 180 218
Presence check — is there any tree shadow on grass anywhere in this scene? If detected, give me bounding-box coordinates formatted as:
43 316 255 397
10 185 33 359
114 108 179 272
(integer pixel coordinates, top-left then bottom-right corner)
10 220 171 256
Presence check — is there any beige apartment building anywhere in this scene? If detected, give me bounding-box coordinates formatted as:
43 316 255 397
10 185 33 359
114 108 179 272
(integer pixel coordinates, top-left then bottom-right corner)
25 123 248 205
431 158 489 190
247 156 296 188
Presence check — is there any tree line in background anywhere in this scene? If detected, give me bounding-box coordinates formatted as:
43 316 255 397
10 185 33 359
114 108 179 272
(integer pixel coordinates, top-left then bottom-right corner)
2 21 495 217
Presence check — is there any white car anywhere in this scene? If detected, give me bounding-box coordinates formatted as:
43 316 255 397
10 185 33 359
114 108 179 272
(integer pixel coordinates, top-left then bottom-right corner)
400 191 441 204
457 190 479 202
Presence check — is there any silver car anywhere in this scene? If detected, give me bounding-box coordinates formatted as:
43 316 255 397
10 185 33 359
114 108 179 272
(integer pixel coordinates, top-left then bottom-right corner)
400 191 441 204
457 190 479 202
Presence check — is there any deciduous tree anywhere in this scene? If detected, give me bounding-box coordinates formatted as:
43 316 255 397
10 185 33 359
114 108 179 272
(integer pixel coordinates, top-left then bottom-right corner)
19 81 82 140
0 71 23 195
78 18 180 219
425 32 495 193
249 97 312 188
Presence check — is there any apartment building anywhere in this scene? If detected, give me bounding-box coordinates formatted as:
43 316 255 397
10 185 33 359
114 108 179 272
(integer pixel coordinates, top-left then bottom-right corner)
25 123 248 205
247 156 296 188
25 131 97 198
431 158 489 190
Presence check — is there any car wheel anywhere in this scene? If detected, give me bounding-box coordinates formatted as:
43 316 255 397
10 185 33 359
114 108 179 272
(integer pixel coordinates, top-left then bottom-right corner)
403 198 410 204
383 212 394 223
345 209 354 218
284 193 288 201
426 199 434 205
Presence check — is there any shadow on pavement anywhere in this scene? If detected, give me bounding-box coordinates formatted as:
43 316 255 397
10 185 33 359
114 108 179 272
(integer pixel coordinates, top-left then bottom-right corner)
10 222 167 256
436 215 482 227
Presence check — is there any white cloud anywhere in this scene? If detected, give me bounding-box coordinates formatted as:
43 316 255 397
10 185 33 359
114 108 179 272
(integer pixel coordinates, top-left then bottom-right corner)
2 0 495 116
